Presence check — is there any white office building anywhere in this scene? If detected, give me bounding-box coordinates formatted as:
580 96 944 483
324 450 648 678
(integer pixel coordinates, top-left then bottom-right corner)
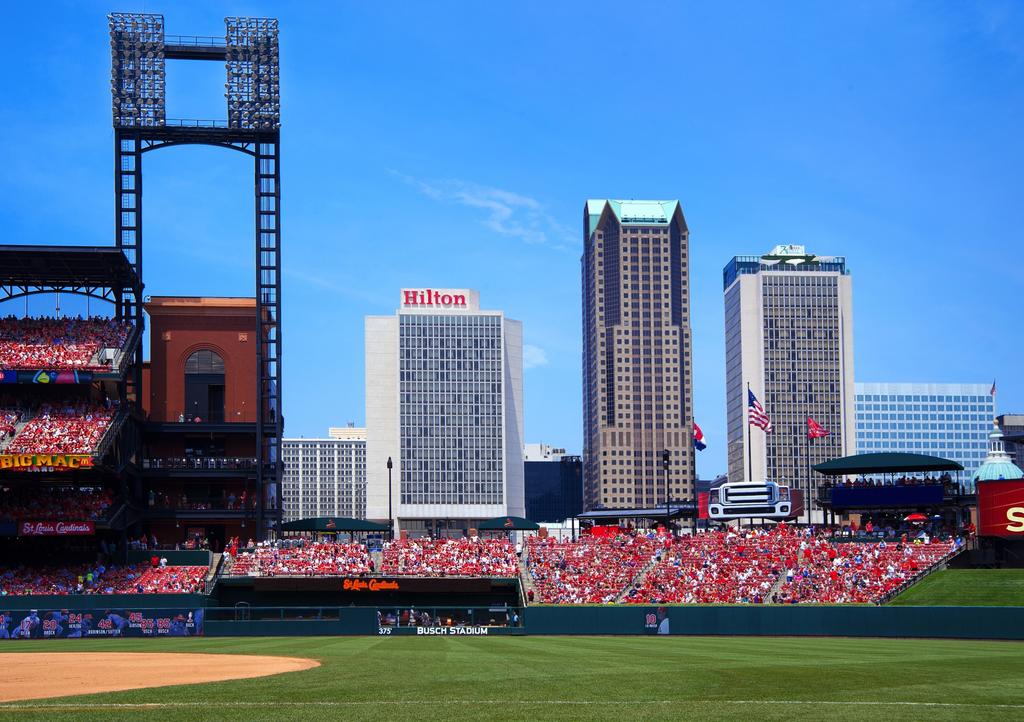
856 383 995 482
365 288 525 536
281 427 367 522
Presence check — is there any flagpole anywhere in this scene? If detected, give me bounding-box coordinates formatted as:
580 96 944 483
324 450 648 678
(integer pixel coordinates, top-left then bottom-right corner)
805 425 812 526
746 382 753 484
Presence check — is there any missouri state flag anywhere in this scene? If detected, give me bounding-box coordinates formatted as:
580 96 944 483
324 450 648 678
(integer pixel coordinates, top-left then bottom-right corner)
693 421 707 451
806 417 830 439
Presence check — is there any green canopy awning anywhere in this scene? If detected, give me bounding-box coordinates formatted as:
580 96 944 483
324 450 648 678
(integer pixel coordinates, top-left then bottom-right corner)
280 517 390 532
476 516 539 531
813 452 963 476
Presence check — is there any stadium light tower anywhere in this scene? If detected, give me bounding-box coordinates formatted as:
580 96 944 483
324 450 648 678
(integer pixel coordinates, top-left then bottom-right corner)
108 13 282 539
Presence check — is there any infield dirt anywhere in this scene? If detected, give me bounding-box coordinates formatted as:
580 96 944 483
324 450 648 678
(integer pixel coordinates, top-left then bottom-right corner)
0 652 319 702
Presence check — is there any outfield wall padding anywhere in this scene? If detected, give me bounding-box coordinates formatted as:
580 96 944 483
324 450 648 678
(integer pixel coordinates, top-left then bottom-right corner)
524 605 1024 639
205 608 377 636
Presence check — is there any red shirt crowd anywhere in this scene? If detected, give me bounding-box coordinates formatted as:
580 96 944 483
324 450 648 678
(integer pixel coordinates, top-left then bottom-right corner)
773 535 954 604
625 529 787 604
0 316 131 370
0 487 114 523
0 409 18 443
227 541 373 577
5 403 114 455
381 538 519 577
0 563 205 595
527 534 660 604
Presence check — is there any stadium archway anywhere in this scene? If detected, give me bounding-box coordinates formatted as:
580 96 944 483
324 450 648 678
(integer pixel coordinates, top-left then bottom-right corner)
185 349 226 423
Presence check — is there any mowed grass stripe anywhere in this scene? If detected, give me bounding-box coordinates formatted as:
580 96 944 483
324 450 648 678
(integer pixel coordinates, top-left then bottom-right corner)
1 636 1022 721
889 569 1024 605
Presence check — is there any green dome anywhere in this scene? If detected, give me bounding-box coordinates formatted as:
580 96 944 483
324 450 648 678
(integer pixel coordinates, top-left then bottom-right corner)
972 422 1024 488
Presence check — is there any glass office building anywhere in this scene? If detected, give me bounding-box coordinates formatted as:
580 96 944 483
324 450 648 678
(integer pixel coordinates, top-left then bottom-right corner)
855 383 995 484
365 289 525 536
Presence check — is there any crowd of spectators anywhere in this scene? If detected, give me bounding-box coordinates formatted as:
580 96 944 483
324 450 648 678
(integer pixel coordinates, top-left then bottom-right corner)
0 562 205 595
5 402 115 455
0 408 18 445
0 316 131 371
226 540 373 577
821 473 954 489
147 489 256 512
624 529 787 604
526 533 660 604
773 534 956 604
381 538 519 577
0 487 114 523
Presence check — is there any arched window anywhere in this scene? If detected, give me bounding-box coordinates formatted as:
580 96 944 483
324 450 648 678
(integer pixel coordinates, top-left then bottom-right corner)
184 349 225 422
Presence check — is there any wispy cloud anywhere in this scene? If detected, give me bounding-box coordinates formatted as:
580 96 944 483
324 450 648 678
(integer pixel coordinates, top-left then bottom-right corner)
523 344 549 369
391 171 575 249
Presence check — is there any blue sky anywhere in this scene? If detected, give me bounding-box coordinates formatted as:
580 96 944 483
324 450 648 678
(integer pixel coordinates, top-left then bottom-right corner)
0 1 1021 479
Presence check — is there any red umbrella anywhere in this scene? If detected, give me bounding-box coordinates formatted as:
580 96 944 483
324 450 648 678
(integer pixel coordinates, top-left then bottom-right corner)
904 513 928 523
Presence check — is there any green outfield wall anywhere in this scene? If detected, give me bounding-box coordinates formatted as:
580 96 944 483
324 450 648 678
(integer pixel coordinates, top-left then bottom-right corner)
524 605 1024 639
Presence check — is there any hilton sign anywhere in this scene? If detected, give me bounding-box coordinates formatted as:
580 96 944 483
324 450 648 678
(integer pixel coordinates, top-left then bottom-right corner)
401 288 470 309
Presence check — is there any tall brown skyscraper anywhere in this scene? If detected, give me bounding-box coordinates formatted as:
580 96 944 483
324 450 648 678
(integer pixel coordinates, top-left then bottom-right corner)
582 200 694 510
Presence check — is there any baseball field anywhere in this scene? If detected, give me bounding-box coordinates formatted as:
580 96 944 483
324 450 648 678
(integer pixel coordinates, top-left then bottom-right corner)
0 636 1022 721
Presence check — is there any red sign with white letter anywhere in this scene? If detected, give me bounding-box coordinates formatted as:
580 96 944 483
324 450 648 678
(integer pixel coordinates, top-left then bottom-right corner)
19 521 95 536
976 480 1024 538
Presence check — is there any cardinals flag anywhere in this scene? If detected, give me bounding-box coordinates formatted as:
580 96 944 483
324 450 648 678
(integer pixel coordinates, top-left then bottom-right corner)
806 417 830 439
693 421 706 451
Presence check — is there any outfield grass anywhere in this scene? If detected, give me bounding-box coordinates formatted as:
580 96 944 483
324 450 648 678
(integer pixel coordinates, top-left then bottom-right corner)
890 569 1024 606
2 636 1023 721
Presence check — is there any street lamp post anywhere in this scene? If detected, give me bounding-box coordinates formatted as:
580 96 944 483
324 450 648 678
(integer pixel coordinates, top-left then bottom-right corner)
661 449 671 532
386 456 394 540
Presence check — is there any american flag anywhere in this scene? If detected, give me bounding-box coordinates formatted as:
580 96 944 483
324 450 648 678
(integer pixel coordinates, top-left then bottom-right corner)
748 389 772 432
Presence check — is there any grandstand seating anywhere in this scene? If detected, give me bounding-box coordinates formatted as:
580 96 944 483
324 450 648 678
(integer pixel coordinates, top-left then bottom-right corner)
619 528 956 605
624 529 785 604
5 403 115 455
772 537 955 604
0 316 131 371
0 487 114 523
526 534 660 603
0 563 205 595
0 409 18 444
226 542 373 577
381 538 519 577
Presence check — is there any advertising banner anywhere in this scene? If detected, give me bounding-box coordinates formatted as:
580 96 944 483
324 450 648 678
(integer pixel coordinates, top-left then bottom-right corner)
0 370 93 384
18 521 95 537
0 608 204 639
976 479 1024 539
0 454 94 472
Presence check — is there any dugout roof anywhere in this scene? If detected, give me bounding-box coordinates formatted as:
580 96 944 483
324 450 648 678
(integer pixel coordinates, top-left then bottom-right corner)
0 245 139 289
813 452 963 476
577 502 697 521
477 516 539 531
281 517 390 532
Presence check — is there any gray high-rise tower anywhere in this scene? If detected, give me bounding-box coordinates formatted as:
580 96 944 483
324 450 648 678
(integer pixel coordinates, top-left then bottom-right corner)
582 200 694 511
723 245 855 520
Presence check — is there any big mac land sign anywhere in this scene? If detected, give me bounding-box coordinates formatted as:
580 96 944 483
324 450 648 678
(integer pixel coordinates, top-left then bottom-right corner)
976 479 1024 538
0 454 94 472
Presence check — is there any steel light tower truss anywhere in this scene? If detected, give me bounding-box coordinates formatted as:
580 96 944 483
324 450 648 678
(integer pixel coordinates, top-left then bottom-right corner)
108 12 282 538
